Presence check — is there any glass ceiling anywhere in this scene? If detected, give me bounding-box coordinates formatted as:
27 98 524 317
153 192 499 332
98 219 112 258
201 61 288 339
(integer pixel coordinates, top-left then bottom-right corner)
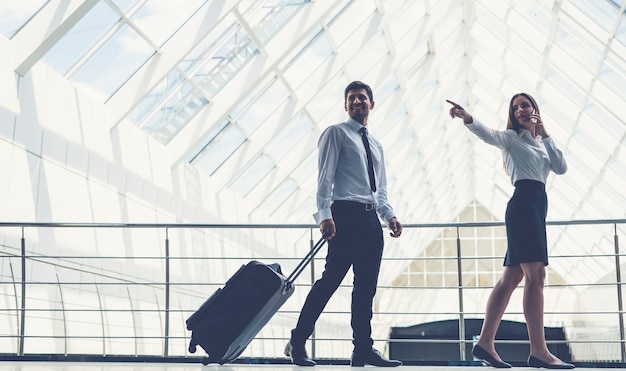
1 0 626 285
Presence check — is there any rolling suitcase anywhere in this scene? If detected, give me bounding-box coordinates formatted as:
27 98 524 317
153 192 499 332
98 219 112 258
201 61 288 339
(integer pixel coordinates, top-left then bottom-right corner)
186 234 327 365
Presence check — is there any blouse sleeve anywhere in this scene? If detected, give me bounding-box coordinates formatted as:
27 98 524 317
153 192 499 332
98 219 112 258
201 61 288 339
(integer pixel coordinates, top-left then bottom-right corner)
542 137 568 174
465 119 512 150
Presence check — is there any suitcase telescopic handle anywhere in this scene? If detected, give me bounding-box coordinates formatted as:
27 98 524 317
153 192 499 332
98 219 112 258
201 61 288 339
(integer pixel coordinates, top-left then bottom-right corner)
286 231 329 284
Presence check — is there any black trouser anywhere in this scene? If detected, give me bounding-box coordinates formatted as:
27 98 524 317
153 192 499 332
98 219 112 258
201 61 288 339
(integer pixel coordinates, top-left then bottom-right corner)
291 200 384 349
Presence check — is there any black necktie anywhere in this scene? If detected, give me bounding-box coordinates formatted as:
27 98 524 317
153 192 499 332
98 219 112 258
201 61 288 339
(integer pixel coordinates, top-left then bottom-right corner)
359 127 376 192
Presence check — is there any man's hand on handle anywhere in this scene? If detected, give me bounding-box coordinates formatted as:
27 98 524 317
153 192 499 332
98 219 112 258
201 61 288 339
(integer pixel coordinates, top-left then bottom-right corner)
320 219 336 240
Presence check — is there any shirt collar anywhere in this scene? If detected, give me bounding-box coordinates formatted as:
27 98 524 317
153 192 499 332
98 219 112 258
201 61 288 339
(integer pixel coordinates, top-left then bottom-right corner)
346 117 366 132
519 128 533 138
518 128 542 143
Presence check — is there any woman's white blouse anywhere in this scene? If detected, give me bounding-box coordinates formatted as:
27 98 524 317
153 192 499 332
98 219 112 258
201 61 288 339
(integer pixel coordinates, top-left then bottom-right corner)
465 119 567 185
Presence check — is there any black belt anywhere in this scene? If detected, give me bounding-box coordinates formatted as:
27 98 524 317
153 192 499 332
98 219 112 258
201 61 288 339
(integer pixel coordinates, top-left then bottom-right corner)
332 200 376 212
514 179 545 189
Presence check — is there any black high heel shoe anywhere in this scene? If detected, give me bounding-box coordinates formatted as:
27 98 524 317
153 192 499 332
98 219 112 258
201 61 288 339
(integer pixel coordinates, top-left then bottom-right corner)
472 345 512 368
528 355 575 369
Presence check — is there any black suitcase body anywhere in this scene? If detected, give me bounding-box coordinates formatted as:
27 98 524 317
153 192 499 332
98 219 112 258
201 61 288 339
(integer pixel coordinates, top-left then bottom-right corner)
186 235 326 365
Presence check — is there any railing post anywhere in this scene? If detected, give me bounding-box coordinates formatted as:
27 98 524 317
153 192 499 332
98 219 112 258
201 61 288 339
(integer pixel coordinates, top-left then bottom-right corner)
164 228 170 357
456 226 466 360
614 224 625 362
8 262 19 353
126 286 138 356
18 227 26 356
309 228 316 359
56 272 68 355
94 278 106 356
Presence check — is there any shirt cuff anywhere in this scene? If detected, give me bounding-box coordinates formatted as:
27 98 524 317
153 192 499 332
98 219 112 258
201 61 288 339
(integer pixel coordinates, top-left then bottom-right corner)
313 208 332 224
382 213 395 226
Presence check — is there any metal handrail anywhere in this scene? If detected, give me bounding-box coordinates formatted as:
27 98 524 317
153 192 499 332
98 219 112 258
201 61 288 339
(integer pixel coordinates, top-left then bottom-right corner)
0 219 625 363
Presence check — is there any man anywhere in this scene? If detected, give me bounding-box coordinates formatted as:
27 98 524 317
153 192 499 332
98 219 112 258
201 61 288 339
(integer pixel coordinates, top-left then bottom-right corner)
284 81 403 367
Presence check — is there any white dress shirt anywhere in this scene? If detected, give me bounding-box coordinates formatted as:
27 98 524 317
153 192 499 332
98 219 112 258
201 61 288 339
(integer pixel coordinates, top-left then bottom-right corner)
465 119 567 185
314 118 395 224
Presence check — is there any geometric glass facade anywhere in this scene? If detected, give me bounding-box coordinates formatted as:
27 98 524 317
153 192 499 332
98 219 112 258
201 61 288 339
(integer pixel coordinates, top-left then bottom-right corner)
1 0 626 362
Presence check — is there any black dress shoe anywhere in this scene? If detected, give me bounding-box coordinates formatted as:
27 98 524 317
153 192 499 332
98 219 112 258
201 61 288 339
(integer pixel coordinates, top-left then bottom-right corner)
284 341 316 366
351 347 402 367
528 355 575 369
472 345 512 368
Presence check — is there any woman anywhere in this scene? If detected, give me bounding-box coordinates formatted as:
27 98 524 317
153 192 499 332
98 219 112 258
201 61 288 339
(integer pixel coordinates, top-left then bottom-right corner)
446 94 573 369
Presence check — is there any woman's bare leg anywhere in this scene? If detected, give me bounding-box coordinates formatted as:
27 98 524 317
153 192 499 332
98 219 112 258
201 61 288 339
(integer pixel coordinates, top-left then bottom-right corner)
475 265 524 362
521 262 568 365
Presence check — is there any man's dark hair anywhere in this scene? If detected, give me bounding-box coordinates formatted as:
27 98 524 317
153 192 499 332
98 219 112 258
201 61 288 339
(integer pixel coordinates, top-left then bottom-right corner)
344 81 374 102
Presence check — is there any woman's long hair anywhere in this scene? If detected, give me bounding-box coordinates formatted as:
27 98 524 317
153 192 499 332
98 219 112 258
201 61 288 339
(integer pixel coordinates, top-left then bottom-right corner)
503 93 540 175
506 93 540 132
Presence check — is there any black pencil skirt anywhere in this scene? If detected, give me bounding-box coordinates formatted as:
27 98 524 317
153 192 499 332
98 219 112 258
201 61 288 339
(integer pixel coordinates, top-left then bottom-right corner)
504 179 549 266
